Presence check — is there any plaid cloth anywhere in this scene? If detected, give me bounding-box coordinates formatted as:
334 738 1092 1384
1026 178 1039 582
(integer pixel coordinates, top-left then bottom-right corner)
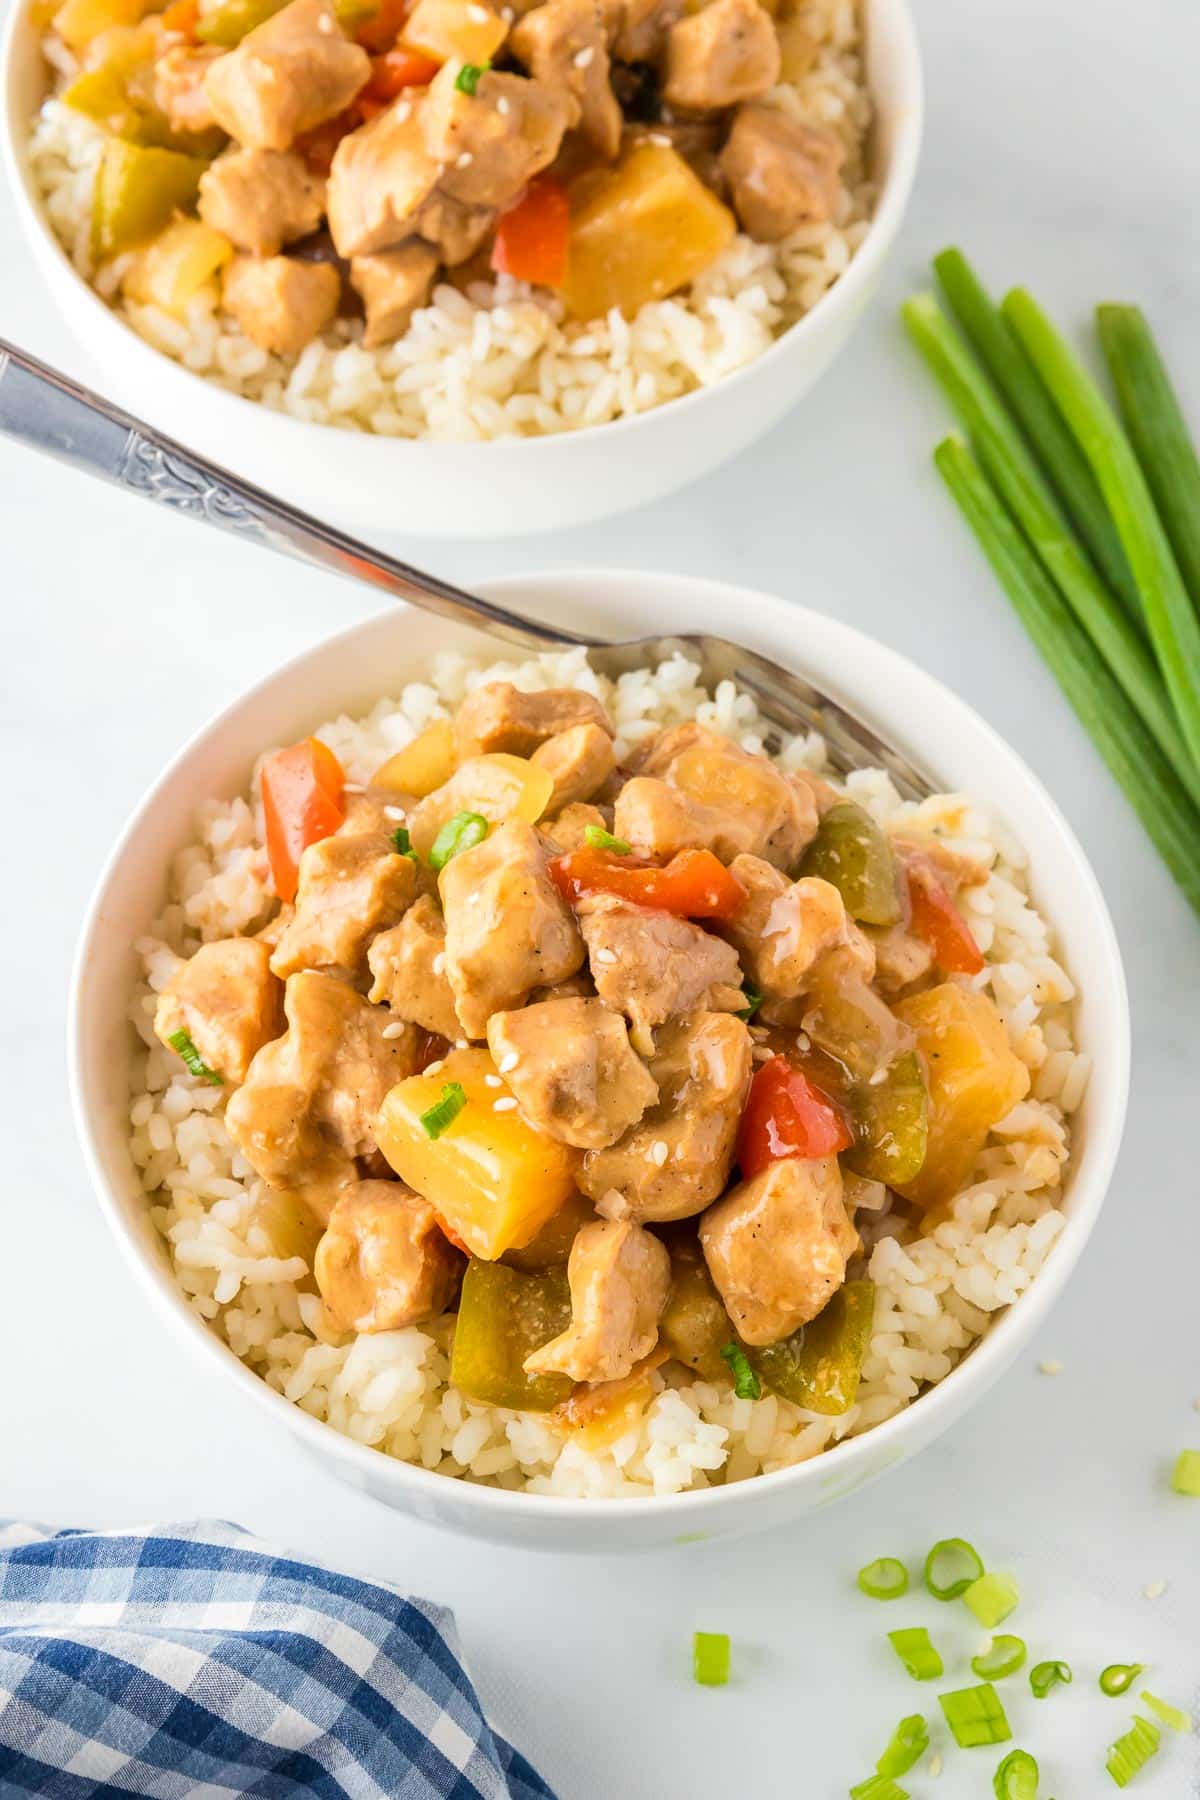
0 1522 555 1800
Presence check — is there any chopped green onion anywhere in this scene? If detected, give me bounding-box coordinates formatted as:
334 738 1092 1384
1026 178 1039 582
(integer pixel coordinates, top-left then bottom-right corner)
849 1779 908 1800
887 1627 944 1682
583 824 632 855
939 1683 1012 1749
1100 1664 1142 1698
1170 1448 1200 1495
719 1341 761 1400
923 1536 985 1600
736 986 764 1022
856 1557 909 1601
428 810 489 871
390 825 416 859
876 1714 928 1778
993 1748 1039 1799
964 1572 1020 1629
972 1636 1027 1681
692 1630 730 1686
166 1028 223 1086
1139 1690 1193 1733
454 61 488 94
418 1081 467 1139
1030 1660 1072 1699
1105 1715 1160 1787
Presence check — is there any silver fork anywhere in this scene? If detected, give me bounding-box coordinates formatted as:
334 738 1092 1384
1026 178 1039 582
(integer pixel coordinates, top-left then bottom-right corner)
0 339 933 798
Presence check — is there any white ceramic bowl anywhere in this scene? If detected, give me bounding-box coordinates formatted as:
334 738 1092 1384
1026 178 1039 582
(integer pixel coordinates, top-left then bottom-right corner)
71 569 1129 1552
3 0 922 538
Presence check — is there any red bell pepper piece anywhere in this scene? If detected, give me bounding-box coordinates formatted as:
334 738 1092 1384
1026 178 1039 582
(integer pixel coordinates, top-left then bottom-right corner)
363 46 440 101
354 0 413 51
491 177 570 288
736 1056 853 1178
906 869 985 975
548 845 746 922
261 737 345 903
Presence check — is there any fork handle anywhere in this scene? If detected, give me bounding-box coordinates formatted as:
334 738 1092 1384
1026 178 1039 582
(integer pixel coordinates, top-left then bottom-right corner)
0 337 586 651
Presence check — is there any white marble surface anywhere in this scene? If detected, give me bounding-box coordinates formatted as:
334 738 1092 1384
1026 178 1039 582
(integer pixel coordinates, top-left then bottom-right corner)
2 0 1199 1792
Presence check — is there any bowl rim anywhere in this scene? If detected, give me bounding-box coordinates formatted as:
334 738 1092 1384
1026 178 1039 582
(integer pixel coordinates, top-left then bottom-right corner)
68 567 1131 1527
2 0 924 459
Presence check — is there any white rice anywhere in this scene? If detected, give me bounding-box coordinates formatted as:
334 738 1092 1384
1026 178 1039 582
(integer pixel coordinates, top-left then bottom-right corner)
28 0 874 441
126 647 1088 1500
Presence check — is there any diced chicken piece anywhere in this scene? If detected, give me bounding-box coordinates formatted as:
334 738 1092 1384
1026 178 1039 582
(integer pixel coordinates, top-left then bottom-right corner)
699 1154 858 1345
486 997 658 1149
540 801 608 853
523 1218 670 1382
614 0 684 63
868 920 934 1000
720 103 843 242
407 753 552 861
227 970 422 1187
154 936 283 1086
510 0 622 160
367 894 463 1040
199 147 325 257
582 1011 752 1221
663 0 780 113
757 921 877 1029
454 681 613 761
615 725 817 867
270 831 418 979
415 190 495 264
439 817 585 1038
154 44 222 134
891 832 993 894
718 856 853 1000
350 241 438 346
577 892 744 1039
222 255 340 355
421 64 570 209
532 723 617 814
338 788 414 837
254 903 294 953
327 100 440 259
203 0 369 151
314 1179 462 1331
791 766 843 818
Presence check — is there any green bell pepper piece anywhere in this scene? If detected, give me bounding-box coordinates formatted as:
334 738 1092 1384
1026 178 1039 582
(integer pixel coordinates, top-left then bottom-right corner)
659 1251 732 1381
844 1050 929 1185
450 1260 574 1411
91 139 209 259
747 1279 876 1414
801 802 901 926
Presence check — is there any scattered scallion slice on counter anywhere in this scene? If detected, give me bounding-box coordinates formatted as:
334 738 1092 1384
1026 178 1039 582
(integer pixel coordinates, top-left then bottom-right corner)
923 1536 985 1600
856 1557 909 1601
849 1778 908 1800
1170 1449 1200 1495
887 1627 944 1682
1105 1715 1161 1787
428 810 489 871
1099 1664 1142 1698
939 1683 1012 1749
875 1714 928 1778
964 1572 1020 1629
736 987 764 1022
692 1631 730 1687
993 1748 1040 1800
390 825 417 859
418 1081 467 1139
454 61 489 94
166 1028 223 1086
719 1341 761 1400
1029 1659 1072 1699
972 1635 1027 1681
1139 1691 1193 1733
583 824 632 854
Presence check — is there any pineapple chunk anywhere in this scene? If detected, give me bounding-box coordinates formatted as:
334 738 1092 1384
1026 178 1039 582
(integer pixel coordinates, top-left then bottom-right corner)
376 1046 579 1260
407 752 554 859
373 718 457 798
402 0 507 66
894 983 1030 1209
562 142 736 321
54 0 149 52
123 217 234 314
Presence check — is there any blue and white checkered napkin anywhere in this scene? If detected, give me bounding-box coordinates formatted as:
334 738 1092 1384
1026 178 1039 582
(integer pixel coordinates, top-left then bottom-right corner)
0 1521 555 1799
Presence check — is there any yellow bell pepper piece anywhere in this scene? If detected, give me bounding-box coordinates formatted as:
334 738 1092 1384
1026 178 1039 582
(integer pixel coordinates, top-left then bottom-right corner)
123 217 234 315
373 718 457 799
376 1047 579 1260
402 0 507 65
91 139 210 260
408 753 554 860
894 984 1030 1209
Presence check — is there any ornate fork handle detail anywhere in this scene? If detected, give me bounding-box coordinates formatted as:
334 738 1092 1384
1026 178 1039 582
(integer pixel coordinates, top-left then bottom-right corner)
117 434 266 535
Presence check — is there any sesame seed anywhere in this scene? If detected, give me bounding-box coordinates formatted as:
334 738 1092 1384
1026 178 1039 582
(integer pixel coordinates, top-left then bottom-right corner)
751 1045 772 1061
493 1096 518 1112
1038 1358 1064 1375
1144 1579 1167 1600
382 1022 407 1039
432 952 446 975
648 131 670 147
456 151 474 168
496 94 510 114
384 804 406 821
928 1752 942 1778
455 1038 469 1050
425 1058 445 1076
794 1031 811 1052
395 100 411 123
573 44 594 67
593 947 617 965
650 1140 669 1166
498 1051 519 1073
484 1074 502 1088
316 10 334 29
342 781 365 793
868 1066 887 1085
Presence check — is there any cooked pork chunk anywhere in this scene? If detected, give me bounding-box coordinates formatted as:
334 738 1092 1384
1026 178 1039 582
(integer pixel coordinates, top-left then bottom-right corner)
222 255 340 355
203 0 369 151
541 801 609 853
409 752 578 860
327 100 439 259
699 1154 859 1345
367 894 463 1040
315 1180 461 1331
577 892 744 1038
582 1011 752 1220
892 833 992 894
227 970 421 1188
720 104 843 241
532 723 617 813
614 0 684 64
199 148 325 256
718 857 854 999
421 65 570 208
270 832 418 980
154 44 222 134
454 681 613 761
663 0 780 113
350 241 438 346
415 190 495 264
523 1219 670 1382
616 726 817 867
486 997 658 1148
154 937 283 1086
868 920 934 1000
439 817 585 1037
510 0 622 159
